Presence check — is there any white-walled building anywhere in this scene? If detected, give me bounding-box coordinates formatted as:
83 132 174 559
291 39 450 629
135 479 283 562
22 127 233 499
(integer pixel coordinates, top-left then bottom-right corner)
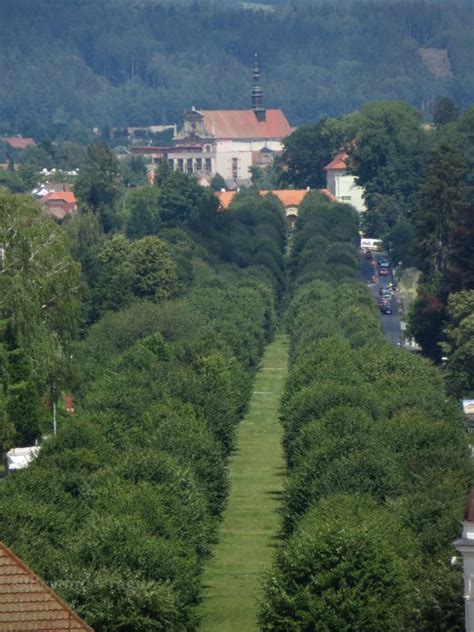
324 149 366 212
170 55 292 187
454 488 474 631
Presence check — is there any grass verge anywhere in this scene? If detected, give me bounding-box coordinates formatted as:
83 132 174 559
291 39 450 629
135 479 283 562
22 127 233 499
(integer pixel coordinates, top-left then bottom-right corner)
197 332 289 632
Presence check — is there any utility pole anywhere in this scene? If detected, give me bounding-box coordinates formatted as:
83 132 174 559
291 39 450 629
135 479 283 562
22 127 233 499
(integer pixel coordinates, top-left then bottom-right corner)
51 381 58 436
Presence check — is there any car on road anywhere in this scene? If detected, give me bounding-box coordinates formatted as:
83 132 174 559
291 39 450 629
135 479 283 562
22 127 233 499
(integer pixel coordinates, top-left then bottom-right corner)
378 260 390 268
379 267 389 276
379 301 393 314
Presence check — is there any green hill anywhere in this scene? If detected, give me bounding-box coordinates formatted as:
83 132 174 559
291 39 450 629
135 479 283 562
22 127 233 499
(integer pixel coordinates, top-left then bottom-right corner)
0 0 472 135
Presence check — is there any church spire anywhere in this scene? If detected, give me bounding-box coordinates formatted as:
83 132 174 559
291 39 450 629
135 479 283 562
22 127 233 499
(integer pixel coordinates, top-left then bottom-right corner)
251 53 266 122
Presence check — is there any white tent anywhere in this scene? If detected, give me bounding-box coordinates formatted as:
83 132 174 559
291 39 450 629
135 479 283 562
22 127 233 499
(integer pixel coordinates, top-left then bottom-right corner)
6 446 40 473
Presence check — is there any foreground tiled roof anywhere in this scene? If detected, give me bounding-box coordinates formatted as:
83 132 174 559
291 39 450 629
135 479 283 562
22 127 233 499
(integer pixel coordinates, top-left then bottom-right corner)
0 542 93 631
202 109 292 139
216 188 336 209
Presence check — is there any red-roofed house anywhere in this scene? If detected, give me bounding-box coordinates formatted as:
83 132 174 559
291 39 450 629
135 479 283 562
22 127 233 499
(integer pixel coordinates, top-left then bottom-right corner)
41 191 77 221
1 136 36 150
0 541 93 631
171 55 292 187
324 149 366 212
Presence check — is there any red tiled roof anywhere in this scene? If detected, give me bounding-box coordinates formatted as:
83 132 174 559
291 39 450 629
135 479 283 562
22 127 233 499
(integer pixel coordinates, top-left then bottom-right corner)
216 191 237 209
0 542 93 631
261 189 310 207
41 192 77 204
1 137 36 150
320 188 338 202
202 109 292 140
216 188 336 209
324 149 349 171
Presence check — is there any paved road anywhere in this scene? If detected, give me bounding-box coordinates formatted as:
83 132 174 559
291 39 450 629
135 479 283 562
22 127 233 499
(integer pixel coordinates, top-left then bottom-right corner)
362 253 402 346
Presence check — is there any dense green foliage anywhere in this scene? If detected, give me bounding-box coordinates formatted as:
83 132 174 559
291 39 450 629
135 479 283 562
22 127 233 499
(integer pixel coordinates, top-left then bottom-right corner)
442 291 474 397
259 194 471 629
279 101 474 371
0 1 473 135
0 176 286 629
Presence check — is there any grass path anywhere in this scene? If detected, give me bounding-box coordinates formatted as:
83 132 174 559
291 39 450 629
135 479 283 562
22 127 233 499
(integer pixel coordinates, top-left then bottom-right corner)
197 333 289 631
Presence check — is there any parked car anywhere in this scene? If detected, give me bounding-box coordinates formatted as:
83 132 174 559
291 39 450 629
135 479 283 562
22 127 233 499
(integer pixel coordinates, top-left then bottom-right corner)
379 260 390 268
379 267 389 276
380 301 393 314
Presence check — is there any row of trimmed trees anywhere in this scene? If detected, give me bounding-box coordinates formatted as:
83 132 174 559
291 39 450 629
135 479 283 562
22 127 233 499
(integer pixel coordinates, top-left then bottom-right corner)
259 193 471 630
0 186 287 629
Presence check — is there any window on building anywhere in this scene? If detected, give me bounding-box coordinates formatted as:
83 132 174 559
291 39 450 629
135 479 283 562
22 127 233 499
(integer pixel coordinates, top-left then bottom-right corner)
177 159 184 172
341 195 352 201
232 157 238 180
195 158 202 172
168 159 174 170
187 158 193 174
205 158 212 173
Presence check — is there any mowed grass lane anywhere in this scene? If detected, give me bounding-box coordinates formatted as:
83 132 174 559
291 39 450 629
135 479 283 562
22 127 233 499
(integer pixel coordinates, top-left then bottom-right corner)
197 333 289 631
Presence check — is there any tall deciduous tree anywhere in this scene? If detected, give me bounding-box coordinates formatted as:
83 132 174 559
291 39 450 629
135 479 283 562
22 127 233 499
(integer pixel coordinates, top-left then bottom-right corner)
442 290 474 397
433 97 460 127
281 115 359 189
74 142 121 232
124 187 160 239
0 190 81 391
414 143 469 280
260 495 419 631
130 236 178 301
352 101 430 210
410 144 472 359
5 348 41 446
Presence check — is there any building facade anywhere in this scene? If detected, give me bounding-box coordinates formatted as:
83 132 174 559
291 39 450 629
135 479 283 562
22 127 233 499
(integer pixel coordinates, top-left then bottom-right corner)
130 55 292 188
324 149 366 212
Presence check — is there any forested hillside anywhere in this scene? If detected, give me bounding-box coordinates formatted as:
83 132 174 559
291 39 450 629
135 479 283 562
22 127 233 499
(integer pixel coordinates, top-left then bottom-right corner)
0 0 472 136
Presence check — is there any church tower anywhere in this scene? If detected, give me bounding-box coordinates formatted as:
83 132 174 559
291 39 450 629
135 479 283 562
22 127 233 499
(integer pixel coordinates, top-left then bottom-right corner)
251 53 266 122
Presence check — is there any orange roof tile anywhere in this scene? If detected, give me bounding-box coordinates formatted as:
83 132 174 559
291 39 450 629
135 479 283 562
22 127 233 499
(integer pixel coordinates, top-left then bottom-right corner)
319 188 338 202
261 189 309 207
0 542 93 631
216 189 313 210
1 137 36 150
324 149 349 171
216 190 237 209
202 109 292 140
41 192 77 204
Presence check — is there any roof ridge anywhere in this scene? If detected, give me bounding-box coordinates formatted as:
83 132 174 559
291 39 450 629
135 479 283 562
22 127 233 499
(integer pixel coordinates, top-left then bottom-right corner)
0 542 93 631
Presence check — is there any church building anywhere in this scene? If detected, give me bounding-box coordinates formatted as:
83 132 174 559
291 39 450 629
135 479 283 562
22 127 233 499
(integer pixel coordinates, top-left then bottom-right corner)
171 55 292 187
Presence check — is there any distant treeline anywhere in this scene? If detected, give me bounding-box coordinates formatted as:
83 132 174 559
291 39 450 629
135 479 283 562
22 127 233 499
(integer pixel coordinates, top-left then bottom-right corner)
0 0 472 136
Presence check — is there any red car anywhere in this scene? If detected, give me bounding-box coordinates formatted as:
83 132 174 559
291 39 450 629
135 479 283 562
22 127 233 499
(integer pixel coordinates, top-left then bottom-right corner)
379 268 389 276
